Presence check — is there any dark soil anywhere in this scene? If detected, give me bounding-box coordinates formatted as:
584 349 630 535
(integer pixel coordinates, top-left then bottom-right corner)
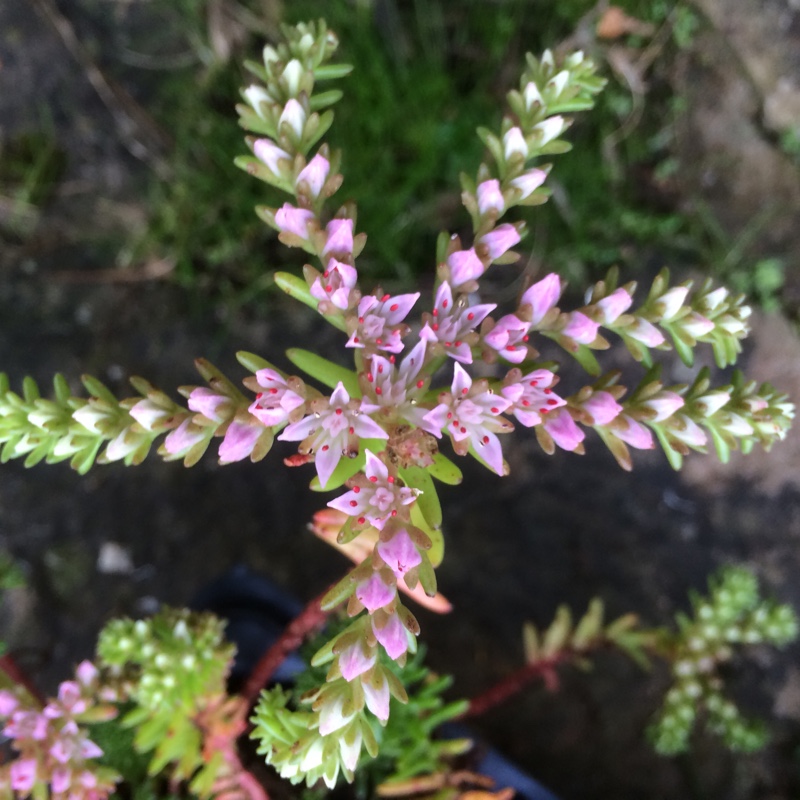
2 3 800 800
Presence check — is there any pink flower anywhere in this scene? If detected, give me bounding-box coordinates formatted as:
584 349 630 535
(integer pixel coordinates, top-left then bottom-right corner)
310 259 358 310
339 641 377 682
420 282 495 364
372 612 409 659
582 391 622 425
520 273 562 326
595 288 632 324
188 388 231 423
274 203 315 241
543 408 584 452
483 314 530 364
5 709 48 740
57 682 86 715
253 139 291 175
355 572 396 613
321 218 354 260
377 529 422 578
423 363 513 475
364 342 431 429
51 766 71 794
479 224 521 261
76 661 98 688
346 292 419 353
296 153 330 198
502 369 565 427
510 168 547 200
278 383 388 487
218 417 265 464
249 369 305 427
447 249 485 288
361 671 390 721
0 690 19 716
10 758 37 793
626 318 665 347
562 312 599 345
328 450 415 531
614 416 654 450
477 179 504 215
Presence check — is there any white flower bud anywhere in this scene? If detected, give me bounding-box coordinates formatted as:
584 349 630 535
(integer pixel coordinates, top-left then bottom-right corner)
282 59 304 97
279 98 306 139
656 286 689 321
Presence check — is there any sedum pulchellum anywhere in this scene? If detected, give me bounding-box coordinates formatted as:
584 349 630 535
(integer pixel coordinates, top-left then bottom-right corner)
0 18 795 792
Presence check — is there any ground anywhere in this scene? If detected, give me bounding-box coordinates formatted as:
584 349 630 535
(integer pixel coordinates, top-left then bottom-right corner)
1 2 800 799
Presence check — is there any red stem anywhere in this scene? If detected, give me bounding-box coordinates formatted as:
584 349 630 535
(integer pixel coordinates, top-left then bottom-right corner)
241 587 331 706
459 652 570 719
0 653 47 706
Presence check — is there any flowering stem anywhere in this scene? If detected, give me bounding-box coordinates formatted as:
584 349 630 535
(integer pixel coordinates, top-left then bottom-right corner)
241 586 332 706
0 652 46 706
458 652 572 719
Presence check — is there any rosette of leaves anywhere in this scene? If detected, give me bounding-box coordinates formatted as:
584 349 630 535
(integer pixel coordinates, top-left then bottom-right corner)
96 608 236 796
649 567 797 755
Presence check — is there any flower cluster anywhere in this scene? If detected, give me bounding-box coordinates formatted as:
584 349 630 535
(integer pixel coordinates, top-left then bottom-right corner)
649 567 797 755
0 18 795 792
97 609 239 797
0 663 119 800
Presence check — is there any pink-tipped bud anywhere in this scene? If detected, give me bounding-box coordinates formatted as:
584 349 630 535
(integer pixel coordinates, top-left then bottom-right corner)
562 311 599 345
296 154 330 198
448 248 485 287
477 179 504 215
279 98 306 138
614 416 654 450
322 218 354 259
521 273 562 326
642 392 684 422
274 203 315 241
583 391 622 425
356 572 395 613
377 529 421 578
480 224 521 261
188 388 231 423
626 318 665 347
595 288 632 324
510 168 547 200
253 139 291 176
218 418 264 464
544 408 585 452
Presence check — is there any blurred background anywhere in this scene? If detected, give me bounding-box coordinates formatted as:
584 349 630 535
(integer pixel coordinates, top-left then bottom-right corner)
1 1 800 797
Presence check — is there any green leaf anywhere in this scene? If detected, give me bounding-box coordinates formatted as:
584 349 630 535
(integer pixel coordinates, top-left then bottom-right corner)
410 501 444 569
22 376 40 403
285 349 360 395
80 375 117 405
320 574 357 611
416 551 438 597
570 344 601 376
653 425 683 471
314 63 354 80
399 465 442 528
274 272 348 332
236 351 283 375
309 89 343 111
707 424 731 463
427 452 462 485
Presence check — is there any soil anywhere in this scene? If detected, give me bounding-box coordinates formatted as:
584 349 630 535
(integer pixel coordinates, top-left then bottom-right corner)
2 3 800 800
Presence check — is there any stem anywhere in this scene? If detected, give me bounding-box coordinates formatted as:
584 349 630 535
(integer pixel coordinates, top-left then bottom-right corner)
240 587 331 706
0 653 47 706
459 652 570 719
